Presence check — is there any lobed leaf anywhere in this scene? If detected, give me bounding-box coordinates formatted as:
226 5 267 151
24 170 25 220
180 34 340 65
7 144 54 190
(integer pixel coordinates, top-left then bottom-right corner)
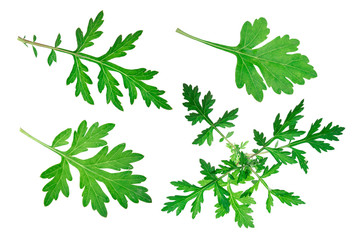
66 120 114 156
271 189 305 206
253 130 266 146
291 148 308 173
228 186 254 228
19 11 170 111
66 57 94 104
40 158 72 206
300 119 345 153
265 147 297 164
183 84 215 125
261 163 281 178
25 121 150 217
51 128 72 148
100 30 143 61
266 191 274 213
177 18 317 101
273 100 304 137
75 11 104 52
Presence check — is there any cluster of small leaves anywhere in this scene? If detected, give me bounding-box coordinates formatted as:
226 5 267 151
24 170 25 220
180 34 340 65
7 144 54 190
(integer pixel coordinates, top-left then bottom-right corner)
162 84 344 227
19 11 171 111
21 121 151 217
176 17 317 102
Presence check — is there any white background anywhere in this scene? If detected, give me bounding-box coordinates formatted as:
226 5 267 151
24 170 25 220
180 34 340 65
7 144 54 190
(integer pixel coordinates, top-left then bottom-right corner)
1 0 359 239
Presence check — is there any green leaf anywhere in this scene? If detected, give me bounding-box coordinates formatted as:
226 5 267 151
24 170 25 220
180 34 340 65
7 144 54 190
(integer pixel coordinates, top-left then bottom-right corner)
276 128 305 141
261 163 282 178
162 189 205 219
21 121 150 217
84 143 144 170
51 128 72 147
18 11 170 111
183 84 215 125
119 67 170 110
40 158 72 206
171 180 200 192
55 33 62 47
191 192 204 219
265 147 297 164
100 30 143 61
214 109 238 128
226 131 234 138
273 100 305 137
75 11 104 52
228 185 254 228
66 57 94 104
295 119 345 153
215 202 228 218
200 159 217 180
240 141 249 149
193 126 214 146
240 180 259 198
66 120 114 155
292 148 308 173
214 183 230 212
266 191 274 213
32 35 38 57
47 50 57 66
163 159 227 219
32 46 38 57
177 18 317 101
253 130 266 146
98 66 124 110
271 189 305 206
236 167 251 184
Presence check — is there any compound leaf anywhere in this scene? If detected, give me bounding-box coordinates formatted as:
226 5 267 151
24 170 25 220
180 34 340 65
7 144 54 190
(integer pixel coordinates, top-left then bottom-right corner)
18 11 170 111
21 121 150 217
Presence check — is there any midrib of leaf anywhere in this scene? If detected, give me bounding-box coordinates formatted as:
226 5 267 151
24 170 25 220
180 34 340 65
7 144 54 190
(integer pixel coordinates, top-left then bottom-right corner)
17 37 160 103
105 62 166 107
19 128 121 186
174 171 230 206
237 55 258 91
175 30 313 74
234 50 311 74
99 65 116 98
279 134 323 149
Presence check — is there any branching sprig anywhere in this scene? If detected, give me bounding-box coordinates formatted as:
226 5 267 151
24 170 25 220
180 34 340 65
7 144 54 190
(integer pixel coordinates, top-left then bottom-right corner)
162 84 344 228
18 11 171 111
20 120 151 217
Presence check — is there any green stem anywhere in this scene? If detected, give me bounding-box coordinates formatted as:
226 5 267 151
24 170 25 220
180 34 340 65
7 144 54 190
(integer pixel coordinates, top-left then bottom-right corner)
17 36 160 103
18 36 74 55
176 28 233 53
20 128 56 153
17 36 104 65
249 168 271 191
